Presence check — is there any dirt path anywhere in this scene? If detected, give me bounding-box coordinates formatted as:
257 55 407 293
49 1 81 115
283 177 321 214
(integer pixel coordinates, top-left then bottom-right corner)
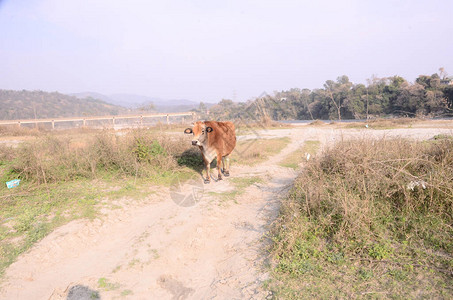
1 126 451 300
0 128 311 300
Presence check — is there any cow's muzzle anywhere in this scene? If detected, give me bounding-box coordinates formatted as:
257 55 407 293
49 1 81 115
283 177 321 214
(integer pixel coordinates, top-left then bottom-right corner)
192 140 198 146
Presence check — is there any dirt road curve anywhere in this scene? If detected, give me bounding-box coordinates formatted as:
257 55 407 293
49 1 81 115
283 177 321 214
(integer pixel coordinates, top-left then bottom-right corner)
1 126 451 300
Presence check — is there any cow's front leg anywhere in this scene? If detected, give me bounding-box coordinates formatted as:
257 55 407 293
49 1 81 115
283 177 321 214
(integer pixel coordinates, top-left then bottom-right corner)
203 156 211 184
216 152 223 180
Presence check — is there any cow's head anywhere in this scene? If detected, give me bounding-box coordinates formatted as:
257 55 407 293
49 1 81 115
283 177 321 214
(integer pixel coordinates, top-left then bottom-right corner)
184 121 213 147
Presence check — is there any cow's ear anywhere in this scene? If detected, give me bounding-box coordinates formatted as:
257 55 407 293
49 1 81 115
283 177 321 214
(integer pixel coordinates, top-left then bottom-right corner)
206 127 213 133
184 128 193 134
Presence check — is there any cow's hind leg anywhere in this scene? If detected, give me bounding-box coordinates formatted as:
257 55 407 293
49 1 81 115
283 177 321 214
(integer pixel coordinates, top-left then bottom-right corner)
221 157 226 175
224 155 230 177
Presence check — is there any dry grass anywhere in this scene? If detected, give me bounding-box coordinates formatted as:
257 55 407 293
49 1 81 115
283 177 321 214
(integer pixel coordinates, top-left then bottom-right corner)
0 129 194 184
309 120 327 126
0 125 46 137
269 137 453 298
341 117 423 129
306 117 429 130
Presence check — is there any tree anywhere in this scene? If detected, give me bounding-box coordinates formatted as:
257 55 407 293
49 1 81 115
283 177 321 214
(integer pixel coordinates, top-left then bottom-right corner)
198 102 207 113
443 85 453 113
201 71 452 121
301 88 314 120
394 82 426 116
346 83 366 119
323 75 353 121
425 89 447 115
387 76 406 113
414 73 446 116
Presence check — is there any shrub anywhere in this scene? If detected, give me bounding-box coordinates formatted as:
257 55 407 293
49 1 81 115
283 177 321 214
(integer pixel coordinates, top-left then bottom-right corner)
283 138 453 247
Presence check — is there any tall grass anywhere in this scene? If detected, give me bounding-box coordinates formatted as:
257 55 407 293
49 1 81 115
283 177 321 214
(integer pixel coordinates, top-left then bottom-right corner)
0 125 45 136
270 137 453 298
295 138 453 243
0 129 195 184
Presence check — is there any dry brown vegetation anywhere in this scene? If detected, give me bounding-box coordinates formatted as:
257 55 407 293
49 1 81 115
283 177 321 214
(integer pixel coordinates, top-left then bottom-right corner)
342 117 422 129
308 117 423 129
309 120 327 126
269 136 453 298
1 130 193 184
0 125 46 137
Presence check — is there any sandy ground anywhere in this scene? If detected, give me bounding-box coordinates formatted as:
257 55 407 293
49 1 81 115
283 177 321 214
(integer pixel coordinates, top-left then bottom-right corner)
1 125 452 300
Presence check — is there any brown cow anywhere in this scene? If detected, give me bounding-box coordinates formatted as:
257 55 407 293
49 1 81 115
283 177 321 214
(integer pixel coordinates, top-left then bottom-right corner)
184 121 236 184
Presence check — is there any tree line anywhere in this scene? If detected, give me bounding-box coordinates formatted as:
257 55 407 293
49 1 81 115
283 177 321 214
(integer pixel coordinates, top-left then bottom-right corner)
202 68 453 121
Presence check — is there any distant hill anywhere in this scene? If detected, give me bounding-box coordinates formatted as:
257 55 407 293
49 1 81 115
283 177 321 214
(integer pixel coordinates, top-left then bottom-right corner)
0 90 127 120
70 92 212 113
108 93 200 111
69 92 113 104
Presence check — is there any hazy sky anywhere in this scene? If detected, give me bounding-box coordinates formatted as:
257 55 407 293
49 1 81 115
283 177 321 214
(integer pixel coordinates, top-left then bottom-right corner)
1 0 452 103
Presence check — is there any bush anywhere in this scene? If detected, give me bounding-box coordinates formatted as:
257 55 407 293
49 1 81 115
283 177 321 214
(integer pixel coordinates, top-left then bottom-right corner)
284 138 453 247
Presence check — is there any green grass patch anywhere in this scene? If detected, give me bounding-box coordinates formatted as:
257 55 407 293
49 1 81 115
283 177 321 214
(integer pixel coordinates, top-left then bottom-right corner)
230 176 263 190
268 138 453 298
279 140 320 169
121 289 133 296
232 137 290 166
208 176 263 203
112 265 122 273
98 277 120 291
128 258 141 268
